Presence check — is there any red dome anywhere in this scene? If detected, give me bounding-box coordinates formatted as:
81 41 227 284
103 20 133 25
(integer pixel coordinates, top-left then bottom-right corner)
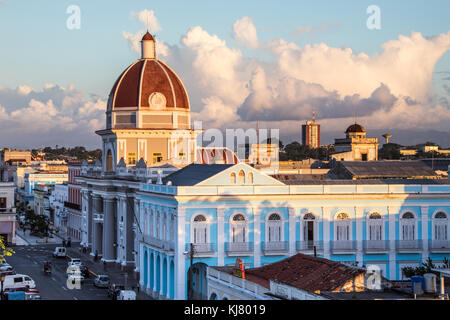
142 31 154 41
345 123 366 133
109 59 189 110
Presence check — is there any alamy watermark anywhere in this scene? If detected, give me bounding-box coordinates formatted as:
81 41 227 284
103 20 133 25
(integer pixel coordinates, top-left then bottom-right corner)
66 5 81 30
366 5 381 30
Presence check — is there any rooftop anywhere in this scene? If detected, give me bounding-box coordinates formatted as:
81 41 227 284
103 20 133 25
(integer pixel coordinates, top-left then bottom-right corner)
240 254 365 293
162 163 234 186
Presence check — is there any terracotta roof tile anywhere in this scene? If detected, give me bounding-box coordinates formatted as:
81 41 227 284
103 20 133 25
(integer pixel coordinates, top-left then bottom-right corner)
245 253 365 292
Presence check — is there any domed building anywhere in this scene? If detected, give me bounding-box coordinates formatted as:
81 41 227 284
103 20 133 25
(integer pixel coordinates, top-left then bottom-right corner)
96 32 199 172
331 123 379 161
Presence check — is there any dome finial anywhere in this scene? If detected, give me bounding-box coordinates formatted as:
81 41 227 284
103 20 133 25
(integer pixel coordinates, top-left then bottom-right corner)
141 31 156 59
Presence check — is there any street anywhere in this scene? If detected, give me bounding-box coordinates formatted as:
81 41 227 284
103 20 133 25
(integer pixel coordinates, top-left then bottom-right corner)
6 244 110 300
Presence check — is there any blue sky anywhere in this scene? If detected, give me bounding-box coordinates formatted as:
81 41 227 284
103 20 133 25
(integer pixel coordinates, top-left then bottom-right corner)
0 0 449 148
1 0 449 96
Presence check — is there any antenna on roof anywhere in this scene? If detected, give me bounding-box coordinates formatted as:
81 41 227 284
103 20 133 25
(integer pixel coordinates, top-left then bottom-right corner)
313 110 316 122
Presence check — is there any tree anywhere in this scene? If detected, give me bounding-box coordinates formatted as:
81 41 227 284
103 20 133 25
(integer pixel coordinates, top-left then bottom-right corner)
0 236 14 264
379 143 402 160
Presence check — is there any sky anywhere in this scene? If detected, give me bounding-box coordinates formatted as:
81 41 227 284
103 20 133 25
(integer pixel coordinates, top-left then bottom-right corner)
0 0 449 149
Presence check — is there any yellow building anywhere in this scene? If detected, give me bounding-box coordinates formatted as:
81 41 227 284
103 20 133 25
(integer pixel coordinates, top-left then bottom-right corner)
331 124 379 161
98 32 200 172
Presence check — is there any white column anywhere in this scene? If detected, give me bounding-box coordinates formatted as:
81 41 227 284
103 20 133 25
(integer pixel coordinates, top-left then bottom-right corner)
421 206 429 261
388 206 398 280
253 207 261 267
175 207 186 300
288 207 296 256
323 207 331 259
134 198 141 273
355 207 364 266
217 208 225 266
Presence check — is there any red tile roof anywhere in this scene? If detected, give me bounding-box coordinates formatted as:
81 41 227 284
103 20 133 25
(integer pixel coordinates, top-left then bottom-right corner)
245 253 365 293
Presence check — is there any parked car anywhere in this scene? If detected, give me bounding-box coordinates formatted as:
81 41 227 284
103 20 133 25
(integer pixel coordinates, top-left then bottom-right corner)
52 247 67 258
118 290 136 300
0 263 13 272
3 274 36 290
107 283 125 298
94 274 110 288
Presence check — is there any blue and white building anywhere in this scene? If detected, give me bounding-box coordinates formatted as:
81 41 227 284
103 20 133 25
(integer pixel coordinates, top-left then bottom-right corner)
76 29 450 300
136 162 450 300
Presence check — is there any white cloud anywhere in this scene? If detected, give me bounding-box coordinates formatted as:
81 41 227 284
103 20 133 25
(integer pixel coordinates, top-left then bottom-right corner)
0 84 105 148
132 9 161 34
232 16 259 49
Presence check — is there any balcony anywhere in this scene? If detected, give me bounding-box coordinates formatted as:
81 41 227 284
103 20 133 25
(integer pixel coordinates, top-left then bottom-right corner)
0 208 16 214
330 240 357 254
262 241 289 255
363 240 390 253
93 213 104 222
224 242 254 255
64 201 81 211
428 240 450 253
185 243 216 254
296 241 323 253
395 240 422 252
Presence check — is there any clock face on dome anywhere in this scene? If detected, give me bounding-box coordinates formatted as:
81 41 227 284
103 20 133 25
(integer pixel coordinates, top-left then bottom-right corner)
149 92 166 110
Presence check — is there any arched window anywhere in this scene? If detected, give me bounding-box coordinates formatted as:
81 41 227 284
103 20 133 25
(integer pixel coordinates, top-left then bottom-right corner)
106 150 113 171
231 214 246 243
238 170 245 184
335 212 350 241
267 213 282 242
368 212 383 241
433 212 448 241
248 172 254 184
230 172 236 184
193 215 207 244
400 212 415 240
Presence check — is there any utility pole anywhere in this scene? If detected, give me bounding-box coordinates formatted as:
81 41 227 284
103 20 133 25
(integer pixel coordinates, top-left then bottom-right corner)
188 243 194 300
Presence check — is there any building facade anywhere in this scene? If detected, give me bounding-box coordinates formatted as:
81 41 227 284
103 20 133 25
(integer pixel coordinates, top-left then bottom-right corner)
302 119 320 149
136 162 450 300
66 162 82 241
50 183 68 236
331 124 379 161
0 181 16 245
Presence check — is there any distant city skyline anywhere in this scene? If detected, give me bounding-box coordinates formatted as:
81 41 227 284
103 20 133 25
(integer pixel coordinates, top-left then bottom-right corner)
0 0 449 149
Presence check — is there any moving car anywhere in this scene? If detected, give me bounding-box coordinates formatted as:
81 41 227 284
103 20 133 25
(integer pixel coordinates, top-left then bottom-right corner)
94 274 110 288
52 247 66 258
3 274 36 290
67 271 84 283
67 258 82 267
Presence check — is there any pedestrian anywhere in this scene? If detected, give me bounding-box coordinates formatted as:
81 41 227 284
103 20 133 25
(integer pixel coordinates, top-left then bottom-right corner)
94 250 98 261
103 260 107 271
62 239 66 247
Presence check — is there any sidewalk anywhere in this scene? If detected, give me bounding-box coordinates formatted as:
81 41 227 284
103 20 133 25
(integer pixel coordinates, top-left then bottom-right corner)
65 245 152 300
15 228 63 246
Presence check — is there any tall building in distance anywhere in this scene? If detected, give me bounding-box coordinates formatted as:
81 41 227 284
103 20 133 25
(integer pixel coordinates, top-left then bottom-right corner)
302 112 321 148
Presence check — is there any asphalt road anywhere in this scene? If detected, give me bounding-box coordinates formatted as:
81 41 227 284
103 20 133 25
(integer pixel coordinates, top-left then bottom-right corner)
6 244 111 300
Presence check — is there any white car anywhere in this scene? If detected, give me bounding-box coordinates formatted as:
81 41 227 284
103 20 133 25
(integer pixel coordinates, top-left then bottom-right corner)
67 272 84 283
3 274 36 290
0 263 13 272
67 258 82 267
